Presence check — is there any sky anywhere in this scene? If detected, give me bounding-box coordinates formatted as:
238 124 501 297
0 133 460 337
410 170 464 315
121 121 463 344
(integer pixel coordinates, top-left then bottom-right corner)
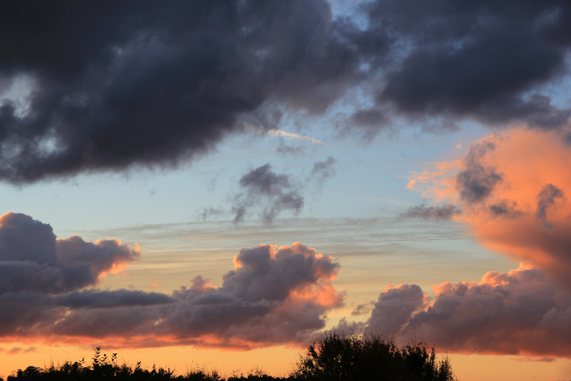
1 1 571 380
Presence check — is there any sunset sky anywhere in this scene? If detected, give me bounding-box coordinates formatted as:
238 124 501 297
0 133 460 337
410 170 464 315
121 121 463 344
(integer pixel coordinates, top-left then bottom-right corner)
2 1 571 380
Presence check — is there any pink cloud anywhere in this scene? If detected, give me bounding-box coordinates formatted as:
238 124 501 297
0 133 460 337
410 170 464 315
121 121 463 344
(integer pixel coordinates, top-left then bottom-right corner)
0 213 342 348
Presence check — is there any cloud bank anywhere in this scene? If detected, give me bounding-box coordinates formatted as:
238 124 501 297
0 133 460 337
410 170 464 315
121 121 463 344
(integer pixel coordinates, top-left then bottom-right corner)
365 128 571 357
362 266 571 357
1 1 571 183
0 213 342 347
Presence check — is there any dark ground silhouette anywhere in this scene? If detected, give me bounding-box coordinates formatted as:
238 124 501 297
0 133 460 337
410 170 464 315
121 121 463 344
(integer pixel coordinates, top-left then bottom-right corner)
2 335 456 381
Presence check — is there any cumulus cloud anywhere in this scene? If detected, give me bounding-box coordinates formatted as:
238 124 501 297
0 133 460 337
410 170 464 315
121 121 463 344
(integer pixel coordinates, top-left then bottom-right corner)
365 284 424 339
1 1 571 183
363 266 571 357
0 212 139 294
0 215 342 348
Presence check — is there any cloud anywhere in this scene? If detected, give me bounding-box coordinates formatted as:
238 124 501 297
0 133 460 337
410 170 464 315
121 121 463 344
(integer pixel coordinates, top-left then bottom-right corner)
351 302 374 317
200 207 225 221
400 204 461 221
0 212 139 294
363 266 571 357
230 158 339 223
456 138 503 203
0 1 359 184
349 108 389 130
276 142 306 156
407 128 571 285
232 164 304 223
0 1 570 183
311 156 337 184
488 200 522 218
536 184 565 226
0 347 37 354
267 129 323 145
0 215 342 348
366 1 571 129
365 284 424 339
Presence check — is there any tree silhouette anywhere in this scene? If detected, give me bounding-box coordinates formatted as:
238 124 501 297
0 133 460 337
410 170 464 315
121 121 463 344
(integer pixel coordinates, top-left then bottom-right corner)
294 334 456 381
6 336 456 381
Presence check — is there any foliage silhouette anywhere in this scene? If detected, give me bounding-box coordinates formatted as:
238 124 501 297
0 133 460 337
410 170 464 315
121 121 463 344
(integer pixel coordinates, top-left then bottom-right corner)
294 334 455 381
5 336 455 381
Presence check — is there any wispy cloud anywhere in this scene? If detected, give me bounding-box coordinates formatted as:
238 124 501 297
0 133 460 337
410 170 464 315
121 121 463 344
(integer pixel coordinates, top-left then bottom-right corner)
267 129 324 145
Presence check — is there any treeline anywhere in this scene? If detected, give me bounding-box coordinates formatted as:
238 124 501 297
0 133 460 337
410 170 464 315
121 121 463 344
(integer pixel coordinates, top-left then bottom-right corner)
4 335 456 381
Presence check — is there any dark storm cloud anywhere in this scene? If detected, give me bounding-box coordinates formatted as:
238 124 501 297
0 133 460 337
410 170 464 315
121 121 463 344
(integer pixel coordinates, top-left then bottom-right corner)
0 0 360 183
456 139 502 203
349 108 389 130
232 164 304 223
1 1 571 183
365 0 571 129
401 204 461 221
536 184 564 226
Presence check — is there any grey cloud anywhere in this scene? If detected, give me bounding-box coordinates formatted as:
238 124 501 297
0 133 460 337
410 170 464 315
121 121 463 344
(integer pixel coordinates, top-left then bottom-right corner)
311 157 337 185
401 204 461 221
363 267 571 357
349 108 389 130
229 158 337 224
0 218 342 347
57 290 173 309
351 302 374 317
222 244 339 302
0 1 360 184
488 201 522 218
276 141 306 156
1 1 570 183
0 212 139 294
200 207 225 221
365 284 424 339
53 243 341 346
232 164 304 223
367 0 571 130
456 139 502 203
536 184 564 226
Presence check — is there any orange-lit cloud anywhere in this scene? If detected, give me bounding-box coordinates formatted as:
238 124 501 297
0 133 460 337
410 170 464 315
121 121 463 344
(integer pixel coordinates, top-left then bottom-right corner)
408 128 571 284
0 213 342 348
365 128 571 357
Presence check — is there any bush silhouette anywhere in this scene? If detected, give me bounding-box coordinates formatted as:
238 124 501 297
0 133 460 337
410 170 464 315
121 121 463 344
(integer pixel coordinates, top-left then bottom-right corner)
6 336 455 381
294 334 455 381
